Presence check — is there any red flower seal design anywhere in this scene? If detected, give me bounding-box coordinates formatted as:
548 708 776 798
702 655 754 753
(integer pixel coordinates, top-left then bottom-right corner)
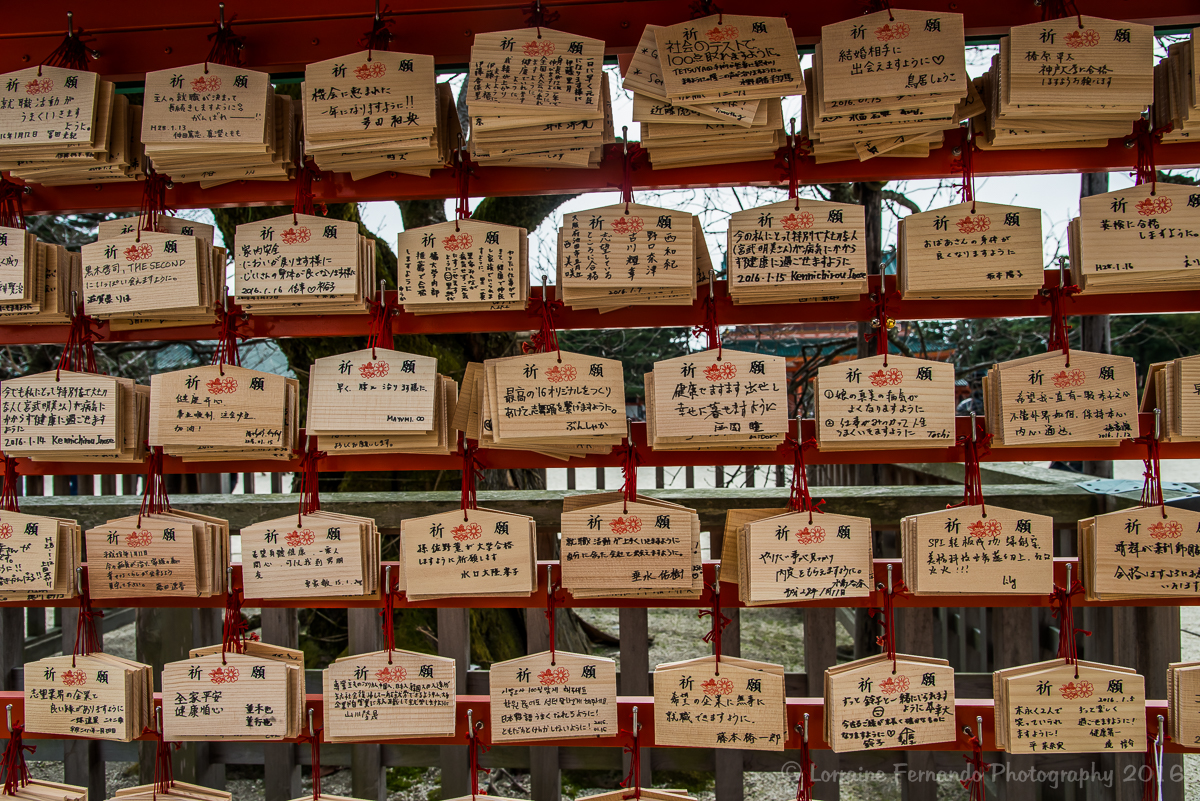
610 216 644 235
0 524 11 540
869 368 903 387
795 526 826 545
1135 196 1172 216
701 677 734 695
539 667 570 685
609 516 642 535
209 666 239 684
1051 369 1085 389
452 523 482 542
374 666 407 683
706 25 739 42
355 62 387 80
359 361 390 379
24 78 53 95
280 226 311 245
127 530 153 547
1148 520 1183 540
780 212 814 231
875 22 910 41
546 364 577 383
191 75 222 92
441 233 473 251
967 519 1003 539
124 243 153 261
286 529 315 547
62 669 86 686
206 377 238 394
1059 680 1093 699
522 40 556 57
879 675 910 694
1064 29 1100 47
956 215 991 234
703 362 737 382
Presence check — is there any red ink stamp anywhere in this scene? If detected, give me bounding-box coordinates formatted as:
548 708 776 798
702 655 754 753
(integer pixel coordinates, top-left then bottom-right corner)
124 243 153 261
209 666 239 684
280 226 312 245
538 667 570 685
1064 29 1100 47
701 677 734 695
1059 680 1093 699
206 377 238 394
780 212 814 231
875 22 910 41
609 516 642 535
879 675 910 694
359 361 390 379
1148 520 1183 540
452 523 482 542
127 530 153 547
62 669 86 686
286 529 315 547
795 526 826 545
956 215 991 234
545 364 577 383
703 362 737 382
610 216 644 235
706 25 739 42
869 368 903 387
441 233 473 251
1051 369 1085 389
374 666 407 683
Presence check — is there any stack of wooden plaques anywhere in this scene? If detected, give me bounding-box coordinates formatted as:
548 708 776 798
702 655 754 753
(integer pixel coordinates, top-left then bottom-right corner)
85 508 229 599
645 349 788 451
902 505 1054 595
396 219 528 314
814 355 957 449
24 653 153 741
977 17 1151 151
1155 33 1198 145
0 65 144 186
1068 183 1200 294
162 641 304 741
324 649 457 741
558 203 712 310
466 29 606 167
718 506 788 584
575 793 694 801
0 227 80 325
1141 354 1200 441
141 63 296 187
1078 505 1200 600
2 779 87 801
0 370 149 463
653 655 786 750
490 650 618 742
307 348 456 455
624 15 801 169
234 213 374 315
85 216 225 330
560 493 702 598
400 507 536 600
726 199 868 303
736 508 873 604
982 350 1139 446
1168 661 1200 747
994 659 1145 753
807 10 968 162
109 783 232 801
0 509 81 602
825 653 956 751
898 201 1045 299
240 510 379 600
465 351 626 460
303 50 455 179
149 365 299 461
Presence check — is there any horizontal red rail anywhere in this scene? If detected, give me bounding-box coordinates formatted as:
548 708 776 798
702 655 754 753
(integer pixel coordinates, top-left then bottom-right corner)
1 559 1187 610
0 272 1196 346
8 412 1194 475
0 693 1181 753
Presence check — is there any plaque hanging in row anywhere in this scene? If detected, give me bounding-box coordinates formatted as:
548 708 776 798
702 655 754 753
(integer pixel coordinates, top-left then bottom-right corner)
0 224 81 324
1154 31 1198 145
396 219 529 314
1141 353 1200 442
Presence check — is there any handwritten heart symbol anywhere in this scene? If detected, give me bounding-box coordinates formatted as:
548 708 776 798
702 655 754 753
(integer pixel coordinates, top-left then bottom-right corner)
932 55 945 65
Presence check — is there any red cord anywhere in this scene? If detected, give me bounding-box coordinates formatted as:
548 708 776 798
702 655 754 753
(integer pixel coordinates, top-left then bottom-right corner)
206 15 245 68
138 167 174 237
619 721 642 799
619 430 640 514
959 731 987 801
1049 577 1090 672
453 151 473 225
867 282 899 365
137 447 171 526
948 418 992 512
692 285 721 359
297 438 325 525
308 714 322 800
795 727 814 801
221 574 252 663
0 454 19 513
785 436 824 518
468 721 490 798
55 300 101 380
366 291 395 358
952 125 976 213
212 301 245 372
698 578 731 672
0 177 26 230
460 437 482 517
1126 119 1173 195
1045 281 1081 362
521 291 564 358
1 721 34 795
72 569 103 666
1131 432 1166 515
872 578 907 673
545 567 563 664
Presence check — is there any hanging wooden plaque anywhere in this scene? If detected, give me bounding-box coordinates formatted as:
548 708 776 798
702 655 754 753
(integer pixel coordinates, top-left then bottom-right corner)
489 650 618 743
0 510 60 593
24 653 152 742
469 30 604 115
1006 17 1153 107
652 655 786 750
487 351 626 443
307 348 438 434
397 220 527 309
560 500 694 590
323 649 456 741
1081 505 1200 599
399 508 536 599
142 63 271 147
0 66 100 148
814 355 956 450
149 365 289 449
80 231 205 317
234 213 362 301
162 652 301 741
1169 661 1200 748
903 504 1054 595
739 510 873 604
85 516 201 598
649 348 788 441
304 50 438 140
239 512 378 600
560 204 696 288
97 215 216 243
1 371 125 454
824 653 956 752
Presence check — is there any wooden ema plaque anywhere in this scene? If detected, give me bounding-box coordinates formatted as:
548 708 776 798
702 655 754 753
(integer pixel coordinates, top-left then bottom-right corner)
0 226 37 305
1141 354 1200 441
489 650 618 743
303 50 437 141
902 504 1054 595
399 508 536 600
652 15 804 103
1070 183 1200 294
726 198 867 303
0 66 100 149
1080 505 1200 600
984 350 1138 446
149 365 289 450
994 659 1145 753
814 355 956 450
81 230 205 317
97 215 216 244
898 201 1044 299
320 373 456 456
719 507 788 583
487 351 626 444
234 213 363 301
560 203 696 288
653 655 786 750
469 30 604 116
307 348 438 434
142 63 270 148
824 653 955 753
561 499 695 591
239 512 379 600
110 781 232 801
397 220 527 311
323 649 456 741
738 510 873 604
1 370 124 455
1 779 87 800
1169 661 1200 749
86 517 205 599
0 510 80 602
162 651 302 741
648 348 788 443
24 653 152 742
